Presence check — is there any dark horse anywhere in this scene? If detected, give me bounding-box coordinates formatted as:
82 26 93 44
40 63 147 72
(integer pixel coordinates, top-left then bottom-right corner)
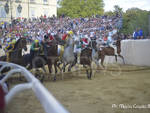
0 38 27 74
80 47 93 79
0 38 27 65
46 41 60 81
45 34 65 81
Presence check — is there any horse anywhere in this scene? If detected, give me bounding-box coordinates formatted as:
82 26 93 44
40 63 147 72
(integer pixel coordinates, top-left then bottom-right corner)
92 37 125 68
45 34 65 81
0 38 27 81
62 37 76 72
80 46 93 79
0 38 27 65
63 37 93 79
23 41 48 82
24 34 64 81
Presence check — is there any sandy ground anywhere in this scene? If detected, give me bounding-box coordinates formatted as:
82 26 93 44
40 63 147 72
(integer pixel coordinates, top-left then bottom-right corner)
6 65 150 113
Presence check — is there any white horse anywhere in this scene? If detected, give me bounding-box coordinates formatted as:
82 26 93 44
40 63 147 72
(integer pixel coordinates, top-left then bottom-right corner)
62 37 76 72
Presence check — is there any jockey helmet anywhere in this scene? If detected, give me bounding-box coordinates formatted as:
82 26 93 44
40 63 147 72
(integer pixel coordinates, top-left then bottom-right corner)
34 39 39 43
11 39 16 44
44 35 48 40
68 31 73 35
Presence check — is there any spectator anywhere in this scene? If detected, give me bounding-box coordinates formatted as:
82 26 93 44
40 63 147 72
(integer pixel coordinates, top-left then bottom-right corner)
133 30 139 40
138 29 143 39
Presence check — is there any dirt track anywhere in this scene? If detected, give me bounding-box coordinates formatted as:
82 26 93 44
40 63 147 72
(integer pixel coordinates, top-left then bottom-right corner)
6 65 150 113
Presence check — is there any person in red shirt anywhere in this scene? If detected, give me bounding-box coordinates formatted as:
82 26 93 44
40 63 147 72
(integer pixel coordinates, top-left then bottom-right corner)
49 34 54 41
62 33 68 41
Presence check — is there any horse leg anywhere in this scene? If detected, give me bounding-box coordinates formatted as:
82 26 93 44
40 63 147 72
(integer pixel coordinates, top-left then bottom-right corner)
94 59 100 69
83 65 90 79
57 60 62 67
56 63 62 74
101 55 105 69
48 63 52 74
89 65 92 79
47 63 52 80
54 63 58 74
62 63 65 72
72 60 77 70
68 64 72 72
115 55 118 62
68 61 76 72
41 66 47 83
63 63 68 72
62 62 67 80
53 63 58 81
118 54 125 64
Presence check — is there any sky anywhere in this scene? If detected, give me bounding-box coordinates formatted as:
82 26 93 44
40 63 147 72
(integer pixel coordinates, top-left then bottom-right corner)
104 0 150 12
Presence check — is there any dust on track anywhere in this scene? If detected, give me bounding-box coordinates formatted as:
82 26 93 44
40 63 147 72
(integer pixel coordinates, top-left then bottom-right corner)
6 65 150 113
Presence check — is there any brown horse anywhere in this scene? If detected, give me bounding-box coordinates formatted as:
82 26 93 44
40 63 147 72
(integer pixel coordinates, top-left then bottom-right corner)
98 38 125 68
80 47 93 79
46 35 63 81
91 37 125 68
0 38 27 76
0 38 27 65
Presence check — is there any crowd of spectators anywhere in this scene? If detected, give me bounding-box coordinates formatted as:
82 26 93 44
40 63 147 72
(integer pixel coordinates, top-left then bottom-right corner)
0 15 121 45
0 15 149 46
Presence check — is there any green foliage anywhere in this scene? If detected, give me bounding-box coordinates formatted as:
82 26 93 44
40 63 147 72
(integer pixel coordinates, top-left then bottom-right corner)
104 11 115 16
120 8 150 35
114 5 123 13
104 5 123 17
58 0 104 18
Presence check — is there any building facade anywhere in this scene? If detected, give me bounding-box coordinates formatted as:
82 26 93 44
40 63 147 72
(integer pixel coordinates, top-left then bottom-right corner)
0 0 57 22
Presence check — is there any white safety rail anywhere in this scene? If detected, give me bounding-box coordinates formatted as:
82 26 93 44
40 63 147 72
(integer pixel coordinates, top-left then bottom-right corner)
0 61 69 113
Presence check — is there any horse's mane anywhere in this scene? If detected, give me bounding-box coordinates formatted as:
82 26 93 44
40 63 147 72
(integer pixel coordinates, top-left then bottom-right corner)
54 34 65 45
14 38 21 50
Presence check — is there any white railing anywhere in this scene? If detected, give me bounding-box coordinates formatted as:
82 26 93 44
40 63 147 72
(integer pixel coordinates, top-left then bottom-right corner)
0 61 69 113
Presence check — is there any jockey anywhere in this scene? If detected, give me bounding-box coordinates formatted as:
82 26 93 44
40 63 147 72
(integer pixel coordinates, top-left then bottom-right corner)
49 33 54 41
40 35 48 56
82 35 91 48
67 31 73 40
30 39 42 60
64 30 73 46
57 31 73 60
106 33 114 47
62 32 68 41
4 39 16 62
96 37 103 50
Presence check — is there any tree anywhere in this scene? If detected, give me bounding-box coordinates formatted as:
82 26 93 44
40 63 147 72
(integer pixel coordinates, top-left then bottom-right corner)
104 11 115 16
120 8 150 35
114 5 123 17
58 0 104 18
